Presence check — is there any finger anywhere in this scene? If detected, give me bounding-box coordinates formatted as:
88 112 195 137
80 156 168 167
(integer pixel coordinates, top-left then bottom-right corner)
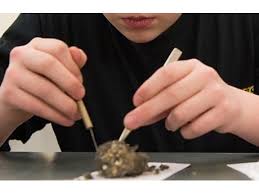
143 110 170 126
180 107 223 139
30 38 84 82
16 67 81 121
165 87 217 131
11 47 85 100
133 59 196 106
69 46 87 69
9 87 75 126
124 68 206 130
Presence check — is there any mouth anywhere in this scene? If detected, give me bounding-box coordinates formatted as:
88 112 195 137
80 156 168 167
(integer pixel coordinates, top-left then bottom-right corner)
121 16 155 29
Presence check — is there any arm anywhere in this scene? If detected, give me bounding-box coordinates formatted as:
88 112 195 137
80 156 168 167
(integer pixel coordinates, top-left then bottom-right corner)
230 88 259 146
124 59 259 147
0 14 87 146
0 100 32 146
0 14 43 146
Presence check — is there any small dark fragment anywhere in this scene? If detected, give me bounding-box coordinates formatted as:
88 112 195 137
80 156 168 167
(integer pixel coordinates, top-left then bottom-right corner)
82 172 93 180
96 140 149 178
146 165 156 172
159 164 169 171
154 168 160 174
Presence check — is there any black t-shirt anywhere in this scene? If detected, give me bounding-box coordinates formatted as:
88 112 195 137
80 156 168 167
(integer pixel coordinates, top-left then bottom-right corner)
1 13 259 152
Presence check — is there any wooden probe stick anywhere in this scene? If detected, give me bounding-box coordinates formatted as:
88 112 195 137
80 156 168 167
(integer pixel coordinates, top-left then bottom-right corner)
119 48 183 142
77 100 98 150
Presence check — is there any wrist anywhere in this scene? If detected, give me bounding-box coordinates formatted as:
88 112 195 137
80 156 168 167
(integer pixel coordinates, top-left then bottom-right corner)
230 88 259 146
0 94 32 145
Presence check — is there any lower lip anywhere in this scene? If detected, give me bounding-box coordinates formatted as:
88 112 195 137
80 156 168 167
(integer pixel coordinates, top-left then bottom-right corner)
122 17 155 29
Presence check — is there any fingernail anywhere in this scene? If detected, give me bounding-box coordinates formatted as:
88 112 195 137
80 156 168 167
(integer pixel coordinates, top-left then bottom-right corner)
125 113 138 129
79 49 87 66
75 112 82 120
170 126 178 132
79 48 84 55
65 120 75 127
170 127 177 132
165 121 177 132
133 95 144 107
78 74 83 83
169 125 177 132
79 86 85 98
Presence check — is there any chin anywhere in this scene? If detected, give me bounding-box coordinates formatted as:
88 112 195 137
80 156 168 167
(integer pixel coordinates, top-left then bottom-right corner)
127 37 154 43
123 31 160 43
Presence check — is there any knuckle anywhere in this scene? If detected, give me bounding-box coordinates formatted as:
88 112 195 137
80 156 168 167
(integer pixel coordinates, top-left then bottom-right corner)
10 46 25 61
188 58 200 66
29 37 43 47
160 66 174 81
166 86 180 102
53 40 68 55
202 66 218 80
140 105 153 120
5 67 20 82
38 56 56 72
30 37 42 45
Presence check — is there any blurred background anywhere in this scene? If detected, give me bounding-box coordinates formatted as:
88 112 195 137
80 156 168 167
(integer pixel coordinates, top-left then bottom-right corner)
0 13 61 152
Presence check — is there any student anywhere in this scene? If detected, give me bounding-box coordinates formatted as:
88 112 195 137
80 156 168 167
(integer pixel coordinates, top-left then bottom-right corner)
0 13 259 152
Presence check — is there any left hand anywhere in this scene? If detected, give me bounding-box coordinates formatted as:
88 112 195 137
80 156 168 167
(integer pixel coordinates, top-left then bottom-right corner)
124 59 244 139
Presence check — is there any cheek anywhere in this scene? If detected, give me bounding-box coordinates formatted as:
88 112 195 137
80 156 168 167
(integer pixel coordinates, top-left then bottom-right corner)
103 14 122 30
103 14 126 35
156 14 182 32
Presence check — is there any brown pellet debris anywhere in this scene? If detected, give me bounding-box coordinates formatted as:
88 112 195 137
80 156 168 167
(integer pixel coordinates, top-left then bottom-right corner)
82 172 93 180
146 165 156 172
96 140 149 178
154 169 160 174
159 164 169 171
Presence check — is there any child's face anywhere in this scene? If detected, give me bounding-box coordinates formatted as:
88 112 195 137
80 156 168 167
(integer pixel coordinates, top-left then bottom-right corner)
103 13 181 43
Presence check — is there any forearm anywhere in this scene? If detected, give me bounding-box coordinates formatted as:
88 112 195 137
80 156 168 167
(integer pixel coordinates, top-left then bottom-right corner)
0 99 31 146
231 89 259 146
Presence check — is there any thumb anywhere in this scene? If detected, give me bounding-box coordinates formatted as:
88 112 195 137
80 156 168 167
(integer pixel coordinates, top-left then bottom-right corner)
69 46 87 69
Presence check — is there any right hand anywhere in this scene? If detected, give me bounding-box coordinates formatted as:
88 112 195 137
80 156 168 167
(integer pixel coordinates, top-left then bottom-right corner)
0 37 87 126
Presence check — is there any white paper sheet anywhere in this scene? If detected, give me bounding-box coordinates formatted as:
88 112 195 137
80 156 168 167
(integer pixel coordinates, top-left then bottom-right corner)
75 162 190 180
227 161 259 180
